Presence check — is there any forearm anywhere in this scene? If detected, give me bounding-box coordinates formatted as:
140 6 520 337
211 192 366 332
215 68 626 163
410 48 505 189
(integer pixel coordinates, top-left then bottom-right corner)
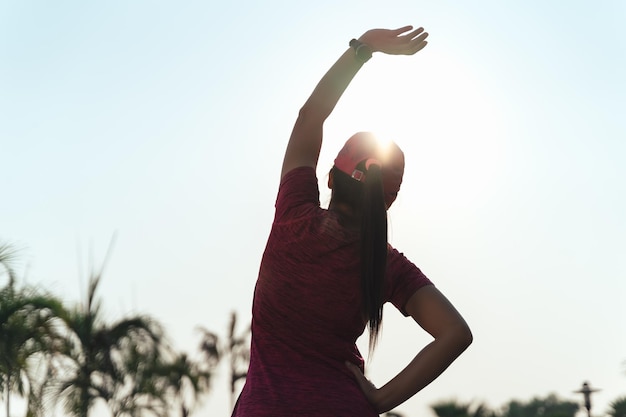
375 324 472 413
299 25 429 121
280 26 427 178
300 46 364 122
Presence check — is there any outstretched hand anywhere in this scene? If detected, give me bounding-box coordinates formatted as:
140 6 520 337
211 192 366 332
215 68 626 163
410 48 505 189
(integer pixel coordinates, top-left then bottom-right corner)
360 25 428 56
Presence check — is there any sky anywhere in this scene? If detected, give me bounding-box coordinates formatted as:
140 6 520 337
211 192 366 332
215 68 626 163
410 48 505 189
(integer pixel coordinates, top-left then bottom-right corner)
1 1 625 416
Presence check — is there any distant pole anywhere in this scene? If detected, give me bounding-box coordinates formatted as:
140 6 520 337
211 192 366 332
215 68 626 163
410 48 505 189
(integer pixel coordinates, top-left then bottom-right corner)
574 381 600 417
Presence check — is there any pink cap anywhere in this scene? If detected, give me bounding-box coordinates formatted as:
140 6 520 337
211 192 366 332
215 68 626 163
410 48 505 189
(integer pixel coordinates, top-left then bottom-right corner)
333 132 405 207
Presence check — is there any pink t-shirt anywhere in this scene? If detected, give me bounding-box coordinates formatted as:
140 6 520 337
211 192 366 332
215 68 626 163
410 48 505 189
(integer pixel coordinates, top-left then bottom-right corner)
232 167 433 416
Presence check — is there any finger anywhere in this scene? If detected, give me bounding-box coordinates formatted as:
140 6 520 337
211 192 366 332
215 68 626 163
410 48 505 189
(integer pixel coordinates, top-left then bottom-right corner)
346 362 370 392
401 26 425 40
391 25 414 36
412 31 429 42
345 361 366 381
407 32 428 51
412 40 428 54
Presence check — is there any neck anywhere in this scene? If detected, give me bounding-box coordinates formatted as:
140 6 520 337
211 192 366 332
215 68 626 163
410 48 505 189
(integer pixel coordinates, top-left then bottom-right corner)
329 201 360 230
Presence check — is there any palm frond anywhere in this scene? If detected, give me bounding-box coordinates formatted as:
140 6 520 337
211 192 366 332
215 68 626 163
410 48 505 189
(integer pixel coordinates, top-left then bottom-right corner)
0 242 19 284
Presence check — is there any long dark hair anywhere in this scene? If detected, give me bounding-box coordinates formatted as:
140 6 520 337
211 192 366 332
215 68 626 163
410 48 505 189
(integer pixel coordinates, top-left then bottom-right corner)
330 161 388 350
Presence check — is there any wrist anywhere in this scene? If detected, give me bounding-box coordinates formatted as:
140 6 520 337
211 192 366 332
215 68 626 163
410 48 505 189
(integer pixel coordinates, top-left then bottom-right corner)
373 386 394 414
357 32 379 52
349 38 373 63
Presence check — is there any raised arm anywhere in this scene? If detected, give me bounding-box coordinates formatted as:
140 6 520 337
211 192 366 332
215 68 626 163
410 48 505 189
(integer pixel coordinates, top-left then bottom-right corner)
280 25 429 179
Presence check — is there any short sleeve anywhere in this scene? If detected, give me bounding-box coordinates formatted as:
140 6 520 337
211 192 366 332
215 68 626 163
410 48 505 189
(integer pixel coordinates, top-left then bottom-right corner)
386 247 434 316
275 167 320 223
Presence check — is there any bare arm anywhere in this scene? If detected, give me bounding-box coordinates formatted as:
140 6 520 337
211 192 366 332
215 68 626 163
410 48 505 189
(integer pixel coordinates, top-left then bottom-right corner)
346 285 473 413
280 26 429 179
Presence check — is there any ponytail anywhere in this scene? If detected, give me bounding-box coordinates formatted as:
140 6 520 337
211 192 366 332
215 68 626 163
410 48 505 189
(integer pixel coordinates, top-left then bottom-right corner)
359 163 387 351
330 163 389 352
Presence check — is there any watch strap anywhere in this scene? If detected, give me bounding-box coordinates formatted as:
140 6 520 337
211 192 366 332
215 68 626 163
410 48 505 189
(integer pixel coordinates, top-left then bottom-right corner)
349 38 372 63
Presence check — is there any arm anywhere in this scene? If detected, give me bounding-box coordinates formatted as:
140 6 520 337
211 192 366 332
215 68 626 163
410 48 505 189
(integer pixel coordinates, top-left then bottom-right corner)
280 25 429 179
347 285 473 413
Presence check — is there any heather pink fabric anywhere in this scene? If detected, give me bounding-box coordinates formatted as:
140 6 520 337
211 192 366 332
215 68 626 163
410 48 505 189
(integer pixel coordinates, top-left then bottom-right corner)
232 166 432 417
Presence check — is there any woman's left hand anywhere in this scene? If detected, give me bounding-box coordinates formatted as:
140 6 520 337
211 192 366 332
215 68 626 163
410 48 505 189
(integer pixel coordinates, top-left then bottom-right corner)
345 361 383 411
360 25 429 56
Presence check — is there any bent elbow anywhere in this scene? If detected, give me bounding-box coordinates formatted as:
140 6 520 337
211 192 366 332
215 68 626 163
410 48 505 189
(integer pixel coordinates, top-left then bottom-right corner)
464 326 474 348
457 323 473 351
442 321 472 354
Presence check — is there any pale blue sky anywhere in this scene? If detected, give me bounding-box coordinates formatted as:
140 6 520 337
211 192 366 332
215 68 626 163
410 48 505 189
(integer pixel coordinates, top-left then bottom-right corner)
1 1 625 416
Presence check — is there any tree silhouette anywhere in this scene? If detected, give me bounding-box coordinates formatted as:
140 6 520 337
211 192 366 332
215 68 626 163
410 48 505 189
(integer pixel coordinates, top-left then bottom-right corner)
1 241 223 417
198 311 249 410
607 397 626 417
0 244 66 417
48 273 166 417
431 399 493 417
160 352 214 417
112 350 215 417
501 394 579 417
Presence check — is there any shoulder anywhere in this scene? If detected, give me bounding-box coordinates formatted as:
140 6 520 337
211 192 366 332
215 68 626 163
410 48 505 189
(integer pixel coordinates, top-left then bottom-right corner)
385 245 434 316
386 246 418 271
275 166 320 222
386 246 431 284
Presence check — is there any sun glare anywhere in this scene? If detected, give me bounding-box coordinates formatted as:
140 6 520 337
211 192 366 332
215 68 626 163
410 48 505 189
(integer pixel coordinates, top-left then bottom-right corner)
325 50 508 213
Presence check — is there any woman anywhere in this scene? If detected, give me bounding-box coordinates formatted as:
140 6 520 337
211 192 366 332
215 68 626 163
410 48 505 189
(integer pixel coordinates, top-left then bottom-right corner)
232 25 472 416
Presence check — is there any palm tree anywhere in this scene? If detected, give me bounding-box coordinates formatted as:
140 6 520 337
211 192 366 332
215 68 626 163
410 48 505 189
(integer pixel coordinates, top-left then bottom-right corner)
49 273 166 417
0 244 66 417
158 353 214 417
431 400 473 417
109 343 169 417
607 397 626 417
502 394 578 417
198 311 249 410
431 399 493 417
226 312 250 409
110 343 217 417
